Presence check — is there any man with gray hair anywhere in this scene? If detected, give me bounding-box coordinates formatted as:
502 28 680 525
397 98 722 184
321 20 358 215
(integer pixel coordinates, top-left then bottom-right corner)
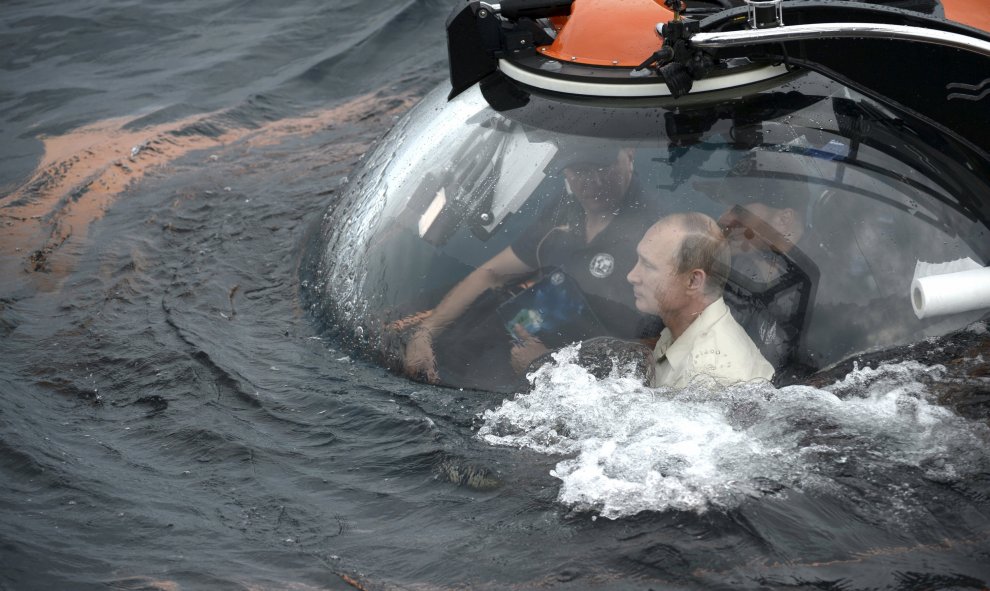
627 212 774 388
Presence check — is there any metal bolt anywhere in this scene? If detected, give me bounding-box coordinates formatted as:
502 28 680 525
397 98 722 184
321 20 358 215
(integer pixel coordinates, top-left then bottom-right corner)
480 212 492 223
570 56 577 61
478 8 489 18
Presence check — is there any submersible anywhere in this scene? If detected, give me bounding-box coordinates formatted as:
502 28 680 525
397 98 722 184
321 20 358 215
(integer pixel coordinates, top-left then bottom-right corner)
311 0 990 392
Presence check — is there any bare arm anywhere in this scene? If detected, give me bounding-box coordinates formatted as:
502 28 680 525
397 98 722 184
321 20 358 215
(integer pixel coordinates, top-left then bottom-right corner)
403 246 534 381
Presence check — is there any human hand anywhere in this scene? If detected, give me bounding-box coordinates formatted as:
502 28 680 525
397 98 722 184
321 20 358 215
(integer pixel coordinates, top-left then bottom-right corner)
510 325 549 375
403 328 440 383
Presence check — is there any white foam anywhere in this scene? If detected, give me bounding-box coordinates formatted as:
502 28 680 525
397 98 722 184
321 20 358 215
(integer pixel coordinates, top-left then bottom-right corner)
477 345 990 518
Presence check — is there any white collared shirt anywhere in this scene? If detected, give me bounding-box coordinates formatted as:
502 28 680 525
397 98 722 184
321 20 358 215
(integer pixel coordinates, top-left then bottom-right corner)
653 297 774 388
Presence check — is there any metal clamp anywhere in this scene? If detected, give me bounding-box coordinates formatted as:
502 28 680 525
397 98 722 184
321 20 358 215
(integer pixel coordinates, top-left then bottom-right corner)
744 0 783 29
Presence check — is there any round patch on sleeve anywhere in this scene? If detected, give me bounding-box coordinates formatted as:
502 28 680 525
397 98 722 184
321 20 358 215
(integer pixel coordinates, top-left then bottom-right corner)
589 253 615 278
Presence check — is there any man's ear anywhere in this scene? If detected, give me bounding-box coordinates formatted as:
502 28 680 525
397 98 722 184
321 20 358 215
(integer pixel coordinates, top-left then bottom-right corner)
686 269 707 292
562 169 575 195
618 148 635 173
777 207 795 228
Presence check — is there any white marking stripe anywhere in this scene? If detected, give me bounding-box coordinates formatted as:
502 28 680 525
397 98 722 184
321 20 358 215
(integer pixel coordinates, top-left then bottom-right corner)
499 59 791 98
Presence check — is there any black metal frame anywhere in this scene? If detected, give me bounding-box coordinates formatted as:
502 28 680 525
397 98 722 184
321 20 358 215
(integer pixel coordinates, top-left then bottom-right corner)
446 0 990 161
694 2 990 158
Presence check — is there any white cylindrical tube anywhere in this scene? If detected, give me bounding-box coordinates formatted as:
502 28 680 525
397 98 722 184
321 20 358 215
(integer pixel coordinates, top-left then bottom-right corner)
911 267 990 319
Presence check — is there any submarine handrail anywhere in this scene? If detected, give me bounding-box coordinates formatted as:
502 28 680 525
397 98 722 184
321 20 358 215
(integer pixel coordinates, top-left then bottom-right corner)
688 22 990 58
479 1 574 19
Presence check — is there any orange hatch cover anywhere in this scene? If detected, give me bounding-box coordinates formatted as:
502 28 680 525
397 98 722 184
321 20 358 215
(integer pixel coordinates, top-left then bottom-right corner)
941 0 990 34
540 0 676 67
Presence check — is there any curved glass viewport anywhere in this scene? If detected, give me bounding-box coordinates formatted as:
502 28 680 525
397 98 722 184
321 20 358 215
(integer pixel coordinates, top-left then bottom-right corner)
314 72 990 392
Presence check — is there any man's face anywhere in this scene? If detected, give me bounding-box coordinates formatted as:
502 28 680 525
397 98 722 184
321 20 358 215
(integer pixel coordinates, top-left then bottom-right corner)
719 202 795 254
719 203 768 254
626 224 688 318
563 149 634 213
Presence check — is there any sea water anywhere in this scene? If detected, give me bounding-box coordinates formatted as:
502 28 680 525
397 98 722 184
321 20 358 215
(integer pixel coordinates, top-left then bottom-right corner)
3 0 990 588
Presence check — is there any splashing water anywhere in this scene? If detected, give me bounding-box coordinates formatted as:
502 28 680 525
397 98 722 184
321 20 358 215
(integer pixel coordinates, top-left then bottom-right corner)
478 345 990 519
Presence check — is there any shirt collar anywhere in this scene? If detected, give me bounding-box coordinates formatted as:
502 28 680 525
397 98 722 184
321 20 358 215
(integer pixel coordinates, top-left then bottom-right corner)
654 297 729 370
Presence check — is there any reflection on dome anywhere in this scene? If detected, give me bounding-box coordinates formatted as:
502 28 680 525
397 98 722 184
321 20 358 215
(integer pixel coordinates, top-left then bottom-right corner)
312 72 990 392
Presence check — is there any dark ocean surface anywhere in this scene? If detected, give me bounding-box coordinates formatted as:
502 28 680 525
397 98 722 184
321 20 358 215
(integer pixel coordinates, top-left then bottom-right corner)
2 1 990 589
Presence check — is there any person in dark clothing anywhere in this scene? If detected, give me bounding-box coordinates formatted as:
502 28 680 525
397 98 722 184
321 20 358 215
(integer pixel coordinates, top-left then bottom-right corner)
402 146 660 385
718 200 820 375
509 168 658 342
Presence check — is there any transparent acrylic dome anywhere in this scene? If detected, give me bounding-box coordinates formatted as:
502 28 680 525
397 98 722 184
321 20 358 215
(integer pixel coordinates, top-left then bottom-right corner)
313 72 990 391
